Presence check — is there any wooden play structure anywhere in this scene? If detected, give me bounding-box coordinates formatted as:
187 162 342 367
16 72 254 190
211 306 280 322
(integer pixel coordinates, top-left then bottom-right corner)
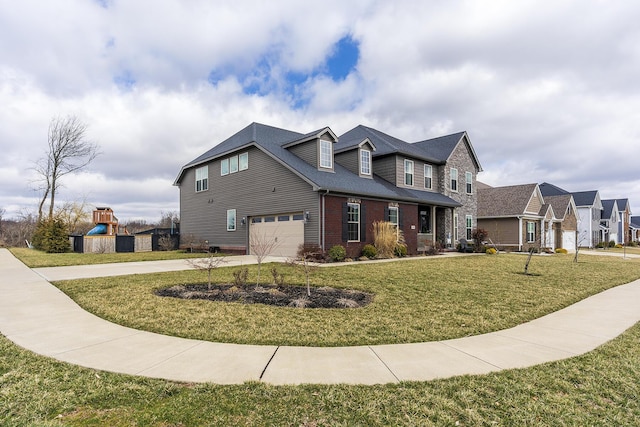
88 207 128 236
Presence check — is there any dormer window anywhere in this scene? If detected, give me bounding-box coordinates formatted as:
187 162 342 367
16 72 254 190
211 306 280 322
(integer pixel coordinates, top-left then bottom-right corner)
360 149 371 176
319 139 333 169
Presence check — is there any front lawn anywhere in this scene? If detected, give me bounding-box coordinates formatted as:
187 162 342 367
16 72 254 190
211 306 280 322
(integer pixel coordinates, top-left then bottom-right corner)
9 247 211 268
54 253 640 346
2 322 639 425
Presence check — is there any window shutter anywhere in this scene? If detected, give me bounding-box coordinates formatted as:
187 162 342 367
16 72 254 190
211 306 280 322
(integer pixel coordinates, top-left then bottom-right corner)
360 204 366 241
342 203 348 241
384 207 389 222
399 208 404 230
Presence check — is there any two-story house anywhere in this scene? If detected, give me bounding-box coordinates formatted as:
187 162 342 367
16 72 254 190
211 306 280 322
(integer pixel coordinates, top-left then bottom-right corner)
600 199 620 245
174 122 482 257
539 183 603 248
614 199 632 245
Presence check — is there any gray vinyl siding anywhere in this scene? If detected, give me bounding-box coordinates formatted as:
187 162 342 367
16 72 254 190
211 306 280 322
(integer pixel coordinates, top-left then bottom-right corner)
335 150 359 175
373 156 396 183
288 140 318 168
179 146 319 250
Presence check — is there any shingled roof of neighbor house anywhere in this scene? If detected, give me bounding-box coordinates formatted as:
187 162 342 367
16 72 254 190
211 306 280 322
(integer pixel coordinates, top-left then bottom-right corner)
477 183 540 217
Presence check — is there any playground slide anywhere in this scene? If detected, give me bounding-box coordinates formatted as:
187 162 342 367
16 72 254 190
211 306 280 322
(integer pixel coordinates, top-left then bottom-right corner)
87 224 108 235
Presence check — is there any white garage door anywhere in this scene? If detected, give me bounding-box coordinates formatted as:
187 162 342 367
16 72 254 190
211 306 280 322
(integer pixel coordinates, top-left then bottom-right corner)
249 213 305 258
562 231 576 251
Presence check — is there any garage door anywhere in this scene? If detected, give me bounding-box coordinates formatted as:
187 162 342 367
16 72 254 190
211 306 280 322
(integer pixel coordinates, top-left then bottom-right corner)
249 213 305 258
562 231 576 251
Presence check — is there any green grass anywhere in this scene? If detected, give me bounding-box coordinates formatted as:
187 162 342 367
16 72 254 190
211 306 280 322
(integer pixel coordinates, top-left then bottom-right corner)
9 247 211 268
2 322 639 426
54 254 640 346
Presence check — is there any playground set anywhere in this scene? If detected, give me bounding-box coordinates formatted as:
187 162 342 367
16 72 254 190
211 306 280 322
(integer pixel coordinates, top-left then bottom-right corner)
71 207 178 253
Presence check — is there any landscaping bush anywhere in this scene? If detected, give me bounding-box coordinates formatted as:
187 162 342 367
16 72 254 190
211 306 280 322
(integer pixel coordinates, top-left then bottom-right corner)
615 244 623 249
471 228 489 252
486 247 497 255
394 243 407 258
328 245 347 262
608 240 616 248
361 244 377 259
555 248 568 254
297 243 325 261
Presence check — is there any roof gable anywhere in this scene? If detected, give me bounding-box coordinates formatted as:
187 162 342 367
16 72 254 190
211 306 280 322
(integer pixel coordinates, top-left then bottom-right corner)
414 132 483 172
572 190 601 208
545 194 576 221
601 199 619 220
477 183 542 217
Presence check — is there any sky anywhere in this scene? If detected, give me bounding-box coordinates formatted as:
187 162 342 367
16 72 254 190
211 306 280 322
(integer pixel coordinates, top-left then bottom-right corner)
1 0 640 223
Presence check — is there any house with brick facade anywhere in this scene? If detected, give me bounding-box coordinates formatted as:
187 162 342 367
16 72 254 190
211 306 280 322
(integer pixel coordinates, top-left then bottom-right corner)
174 122 482 257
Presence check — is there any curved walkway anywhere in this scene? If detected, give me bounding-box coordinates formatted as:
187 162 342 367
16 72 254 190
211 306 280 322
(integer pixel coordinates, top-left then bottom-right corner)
1 248 639 385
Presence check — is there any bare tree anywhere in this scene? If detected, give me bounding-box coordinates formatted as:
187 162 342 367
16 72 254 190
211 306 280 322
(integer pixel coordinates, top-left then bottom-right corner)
187 253 227 290
55 199 92 234
34 115 99 222
249 227 280 285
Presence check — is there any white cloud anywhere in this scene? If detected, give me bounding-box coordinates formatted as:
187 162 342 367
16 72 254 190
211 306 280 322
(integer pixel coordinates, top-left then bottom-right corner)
1 0 640 221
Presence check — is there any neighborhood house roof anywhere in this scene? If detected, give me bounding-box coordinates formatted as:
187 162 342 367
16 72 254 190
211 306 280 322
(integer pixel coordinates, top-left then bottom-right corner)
477 183 540 217
601 199 617 220
175 122 464 208
571 190 599 207
544 194 574 221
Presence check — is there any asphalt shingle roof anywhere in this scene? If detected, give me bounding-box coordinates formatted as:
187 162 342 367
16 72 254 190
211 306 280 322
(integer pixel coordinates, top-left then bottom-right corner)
544 194 573 220
572 190 599 207
176 122 462 208
601 199 617 219
477 183 539 217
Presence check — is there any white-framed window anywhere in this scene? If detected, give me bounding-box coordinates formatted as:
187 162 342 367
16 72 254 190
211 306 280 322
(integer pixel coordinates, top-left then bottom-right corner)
404 159 414 186
239 152 248 171
195 165 208 192
360 149 371 175
220 158 229 176
450 168 458 192
347 203 360 242
424 164 432 189
465 171 473 194
227 209 236 231
320 139 333 169
466 215 473 240
388 206 399 226
230 155 239 173
527 221 536 242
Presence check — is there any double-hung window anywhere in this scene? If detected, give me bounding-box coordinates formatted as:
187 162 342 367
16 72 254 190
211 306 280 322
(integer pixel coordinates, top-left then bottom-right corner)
466 215 473 240
195 165 208 192
465 171 473 194
450 168 458 192
320 140 333 169
360 149 371 176
527 221 536 242
227 209 236 232
404 159 414 186
239 152 248 171
347 203 360 242
229 155 239 173
424 164 432 189
221 158 229 176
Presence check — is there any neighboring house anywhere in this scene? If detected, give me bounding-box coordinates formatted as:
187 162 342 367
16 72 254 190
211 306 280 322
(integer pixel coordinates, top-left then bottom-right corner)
174 122 482 257
630 216 640 243
544 194 579 251
539 183 603 248
477 183 547 252
614 198 632 244
600 199 620 245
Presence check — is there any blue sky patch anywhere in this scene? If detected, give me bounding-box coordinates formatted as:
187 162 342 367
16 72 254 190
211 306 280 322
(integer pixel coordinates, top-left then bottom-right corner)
325 35 359 81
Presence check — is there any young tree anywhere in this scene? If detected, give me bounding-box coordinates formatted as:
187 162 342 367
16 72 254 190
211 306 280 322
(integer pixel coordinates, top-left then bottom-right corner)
187 253 227 290
249 227 280 285
34 115 99 222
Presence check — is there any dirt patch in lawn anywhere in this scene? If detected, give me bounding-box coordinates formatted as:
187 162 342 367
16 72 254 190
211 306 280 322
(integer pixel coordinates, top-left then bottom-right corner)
155 283 373 309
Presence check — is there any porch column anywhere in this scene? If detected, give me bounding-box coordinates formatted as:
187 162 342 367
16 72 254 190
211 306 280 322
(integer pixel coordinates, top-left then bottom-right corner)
431 205 436 246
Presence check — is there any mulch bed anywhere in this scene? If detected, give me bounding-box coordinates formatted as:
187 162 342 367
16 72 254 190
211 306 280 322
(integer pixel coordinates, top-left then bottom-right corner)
155 283 373 309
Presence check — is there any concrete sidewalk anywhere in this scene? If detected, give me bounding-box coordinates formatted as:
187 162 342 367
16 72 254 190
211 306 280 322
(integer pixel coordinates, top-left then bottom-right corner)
2 248 640 385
